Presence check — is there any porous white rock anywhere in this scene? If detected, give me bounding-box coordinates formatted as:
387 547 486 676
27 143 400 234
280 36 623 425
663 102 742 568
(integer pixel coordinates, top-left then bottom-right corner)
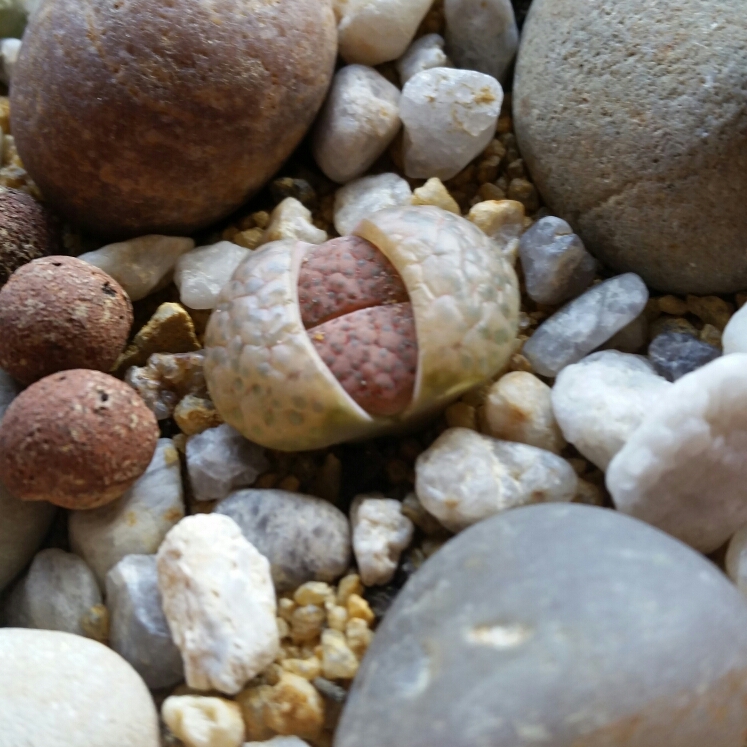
186 424 268 502
0 480 55 594
106 554 183 690
263 197 327 245
722 302 747 355
69 439 184 587
333 172 412 235
607 354 747 552
523 273 649 377
400 67 503 180
484 371 565 453
726 525 747 598
174 241 251 311
415 427 577 532
397 33 453 84
313 65 401 184
5 549 101 637
518 216 597 305
352 494 414 586
0 36 20 85
336 0 433 66
0 366 19 422
156 514 279 694
162 695 245 747
79 235 194 302
444 0 518 82
0 628 159 747
552 351 672 470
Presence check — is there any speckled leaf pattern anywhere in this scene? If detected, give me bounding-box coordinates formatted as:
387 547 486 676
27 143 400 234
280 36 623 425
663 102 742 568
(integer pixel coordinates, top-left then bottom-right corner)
205 207 519 451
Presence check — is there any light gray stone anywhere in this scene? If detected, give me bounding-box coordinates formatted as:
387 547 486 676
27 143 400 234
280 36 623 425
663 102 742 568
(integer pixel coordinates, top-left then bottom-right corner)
215 489 351 592
415 428 577 532
522 272 649 377
444 0 518 82
333 172 412 235
726 524 747 599
0 628 159 747
722 303 747 355
186 424 268 502
5 549 101 637
397 34 452 84
313 64 401 184
551 350 672 470
335 504 747 747
514 0 747 294
0 481 55 594
518 216 596 305
400 67 503 180
607 354 747 553
69 438 184 587
0 36 20 86
106 554 183 690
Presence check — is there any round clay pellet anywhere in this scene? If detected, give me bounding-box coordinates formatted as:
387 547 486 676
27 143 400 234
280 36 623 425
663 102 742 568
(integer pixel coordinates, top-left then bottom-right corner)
0 256 133 385
0 370 158 509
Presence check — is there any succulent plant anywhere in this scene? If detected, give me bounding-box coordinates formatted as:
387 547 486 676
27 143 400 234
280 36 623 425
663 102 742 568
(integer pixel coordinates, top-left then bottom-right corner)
205 205 520 451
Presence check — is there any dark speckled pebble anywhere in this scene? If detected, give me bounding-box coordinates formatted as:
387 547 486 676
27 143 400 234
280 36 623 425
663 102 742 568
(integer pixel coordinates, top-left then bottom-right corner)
648 332 721 382
214 489 351 592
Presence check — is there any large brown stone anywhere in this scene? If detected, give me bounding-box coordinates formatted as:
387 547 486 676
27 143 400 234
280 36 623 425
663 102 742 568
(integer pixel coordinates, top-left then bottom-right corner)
513 0 747 294
10 0 337 238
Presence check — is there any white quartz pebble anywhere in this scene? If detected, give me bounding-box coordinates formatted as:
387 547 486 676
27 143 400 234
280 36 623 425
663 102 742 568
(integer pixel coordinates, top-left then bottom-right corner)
722 303 747 355
0 37 20 85
5 549 101 637
523 273 649 377
336 0 433 66
726 525 747 598
107 555 183 690
607 354 747 552
484 371 565 453
162 695 245 747
333 172 412 235
313 65 401 184
552 351 672 470
69 439 184 587
263 197 328 246
79 235 194 302
174 241 251 311
186 424 268 502
415 428 577 532
444 0 518 82
352 495 414 586
0 629 160 747
157 514 279 694
400 67 503 180
397 33 453 84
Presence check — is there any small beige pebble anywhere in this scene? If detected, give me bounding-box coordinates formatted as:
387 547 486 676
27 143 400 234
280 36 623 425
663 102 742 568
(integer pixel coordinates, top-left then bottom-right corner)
336 574 363 606
293 582 333 608
411 177 460 214
467 199 525 263
700 323 722 348
484 372 565 453
290 604 326 643
321 628 359 679
657 295 688 316
326 605 349 631
346 593 375 624
686 294 734 330
345 617 373 659
445 401 478 430
263 198 327 245
280 656 322 680
162 695 245 747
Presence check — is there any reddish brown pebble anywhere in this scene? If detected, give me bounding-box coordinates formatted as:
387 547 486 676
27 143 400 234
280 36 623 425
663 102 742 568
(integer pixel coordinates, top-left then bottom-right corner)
298 236 409 329
0 256 133 385
0 370 158 509
0 187 60 287
310 303 418 417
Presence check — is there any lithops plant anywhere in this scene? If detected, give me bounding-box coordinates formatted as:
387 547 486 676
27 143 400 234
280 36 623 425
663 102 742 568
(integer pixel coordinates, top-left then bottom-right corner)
204 205 520 451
